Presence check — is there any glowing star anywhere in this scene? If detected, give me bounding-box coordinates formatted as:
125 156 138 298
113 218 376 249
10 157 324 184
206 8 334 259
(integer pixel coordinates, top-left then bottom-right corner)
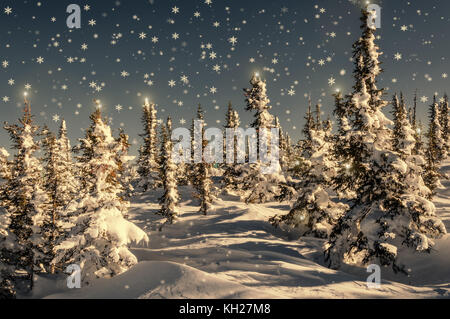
4 6 12 15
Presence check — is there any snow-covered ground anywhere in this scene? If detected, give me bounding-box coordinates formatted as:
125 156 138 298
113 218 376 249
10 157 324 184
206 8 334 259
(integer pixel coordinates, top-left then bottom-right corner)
37 160 450 299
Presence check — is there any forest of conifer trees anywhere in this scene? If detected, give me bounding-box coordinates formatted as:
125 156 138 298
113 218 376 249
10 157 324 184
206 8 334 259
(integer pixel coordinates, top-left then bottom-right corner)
0 10 449 299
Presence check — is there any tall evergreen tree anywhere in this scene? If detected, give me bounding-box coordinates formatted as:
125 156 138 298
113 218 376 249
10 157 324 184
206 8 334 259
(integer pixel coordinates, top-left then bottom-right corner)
440 94 449 152
40 122 77 273
0 148 11 205
137 99 159 191
222 102 243 192
52 108 148 285
302 99 315 157
1 100 47 294
0 148 10 184
239 74 286 203
325 10 446 273
410 91 424 156
271 108 346 238
275 117 288 171
73 102 102 193
158 118 180 225
116 129 137 199
189 106 215 214
424 96 446 194
0 148 13 298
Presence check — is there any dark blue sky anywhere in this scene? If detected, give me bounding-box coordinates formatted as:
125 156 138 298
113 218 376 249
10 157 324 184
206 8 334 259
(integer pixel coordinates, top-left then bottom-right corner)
0 0 449 155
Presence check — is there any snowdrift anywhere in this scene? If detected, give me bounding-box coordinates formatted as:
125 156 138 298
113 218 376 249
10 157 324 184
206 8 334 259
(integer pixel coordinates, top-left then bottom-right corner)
44 261 277 299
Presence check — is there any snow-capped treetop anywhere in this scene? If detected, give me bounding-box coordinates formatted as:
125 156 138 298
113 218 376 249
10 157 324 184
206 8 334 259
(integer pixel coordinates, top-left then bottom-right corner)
244 74 274 129
224 102 240 129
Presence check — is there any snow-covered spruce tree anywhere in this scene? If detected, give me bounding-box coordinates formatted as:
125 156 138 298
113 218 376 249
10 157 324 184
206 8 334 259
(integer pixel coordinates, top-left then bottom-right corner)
0 148 14 298
175 148 189 186
302 98 315 157
222 102 243 192
171 116 189 186
430 96 448 161
410 91 424 156
392 93 412 154
116 129 138 199
1 102 49 293
324 10 446 273
270 109 346 238
424 96 446 195
283 133 296 171
287 100 314 180
0 207 15 299
196 135 215 215
0 148 11 185
0 148 11 207
189 106 215 214
52 109 148 285
189 104 205 187
73 105 102 194
440 94 449 152
137 99 160 192
40 123 78 274
332 87 361 198
157 118 180 226
275 117 288 171
240 74 286 203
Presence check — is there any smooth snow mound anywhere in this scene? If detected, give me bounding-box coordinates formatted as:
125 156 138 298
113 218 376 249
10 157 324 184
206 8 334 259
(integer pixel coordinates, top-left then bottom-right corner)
44 261 277 299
